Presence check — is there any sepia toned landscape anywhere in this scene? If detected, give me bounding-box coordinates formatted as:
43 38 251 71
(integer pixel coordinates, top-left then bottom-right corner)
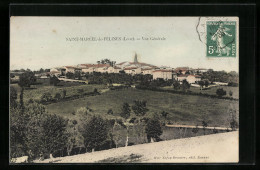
10 17 239 163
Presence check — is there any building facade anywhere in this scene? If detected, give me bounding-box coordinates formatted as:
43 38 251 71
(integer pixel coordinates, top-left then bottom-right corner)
153 70 173 80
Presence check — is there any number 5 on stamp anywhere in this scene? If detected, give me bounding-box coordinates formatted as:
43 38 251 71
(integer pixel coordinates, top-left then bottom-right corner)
206 21 237 57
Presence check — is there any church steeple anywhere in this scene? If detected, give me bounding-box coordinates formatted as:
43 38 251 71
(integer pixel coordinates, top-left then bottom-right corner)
134 52 138 63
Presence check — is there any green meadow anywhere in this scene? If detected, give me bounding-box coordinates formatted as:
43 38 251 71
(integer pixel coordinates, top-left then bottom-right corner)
45 88 238 127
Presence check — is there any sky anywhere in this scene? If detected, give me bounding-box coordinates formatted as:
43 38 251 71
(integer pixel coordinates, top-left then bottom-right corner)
10 17 239 72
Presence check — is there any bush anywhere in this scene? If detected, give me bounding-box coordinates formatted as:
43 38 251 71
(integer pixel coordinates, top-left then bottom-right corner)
192 125 199 133
129 117 136 123
77 88 84 94
28 98 34 104
10 103 69 159
107 109 113 115
82 115 109 152
62 90 67 98
50 75 60 86
120 103 131 119
145 115 162 142
25 113 68 158
40 92 53 103
228 82 238 87
66 72 75 79
216 88 226 97
10 108 28 158
132 100 148 117
10 86 18 108
229 90 233 97
54 93 62 101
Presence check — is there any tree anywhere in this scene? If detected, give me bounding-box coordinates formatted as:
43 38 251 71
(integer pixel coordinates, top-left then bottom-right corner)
198 80 205 90
93 88 98 93
50 75 60 86
18 71 36 113
66 119 84 156
204 80 209 87
145 115 162 142
161 111 169 125
10 107 28 158
229 90 233 97
10 86 18 108
54 93 62 101
10 102 69 160
132 100 149 123
131 100 149 144
39 68 44 73
181 79 190 92
173 81 180 90
228 108 238 131
112 121 126 148
99 58 116 66
66 72 75 79
216 88 226 97
82 115 109 152
120 102 131 146
192 124 199 134
25 110 69 159
62 89 67 98
40 114 69 156
18 71 36 88
120 103 131 119
202 121 208 135
75 71 82 80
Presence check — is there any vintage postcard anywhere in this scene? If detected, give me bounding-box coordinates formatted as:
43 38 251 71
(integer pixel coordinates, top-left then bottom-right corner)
10 17 239 163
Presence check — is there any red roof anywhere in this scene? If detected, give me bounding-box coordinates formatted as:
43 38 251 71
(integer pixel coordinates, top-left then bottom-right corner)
124 67 138 70
80 64 95 68
141 68 153 71
114 66 121 69
95 64 110 68
80 64 110 68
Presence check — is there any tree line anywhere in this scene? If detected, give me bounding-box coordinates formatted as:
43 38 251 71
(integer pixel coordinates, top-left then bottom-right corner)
10 77 164 161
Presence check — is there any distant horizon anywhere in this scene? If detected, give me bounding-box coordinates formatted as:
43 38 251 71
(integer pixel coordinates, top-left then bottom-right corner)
10 57 238 73
10 17 239 72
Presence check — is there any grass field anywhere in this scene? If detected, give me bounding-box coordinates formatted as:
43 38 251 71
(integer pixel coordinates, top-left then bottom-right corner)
161 86 239 99
11 83 107 102
45 88 238 127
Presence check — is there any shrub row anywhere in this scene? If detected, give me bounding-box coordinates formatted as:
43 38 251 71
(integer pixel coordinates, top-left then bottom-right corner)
38 91 100 105
135 85 238 101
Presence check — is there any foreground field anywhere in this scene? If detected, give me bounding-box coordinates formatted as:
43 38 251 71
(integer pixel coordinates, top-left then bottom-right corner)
46 88 238 127
35 131 238 163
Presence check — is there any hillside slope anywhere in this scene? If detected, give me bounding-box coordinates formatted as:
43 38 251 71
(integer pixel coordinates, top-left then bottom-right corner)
35 131 238 163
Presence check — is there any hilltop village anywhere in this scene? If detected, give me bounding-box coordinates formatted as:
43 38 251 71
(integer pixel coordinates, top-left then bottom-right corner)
46 53 206 84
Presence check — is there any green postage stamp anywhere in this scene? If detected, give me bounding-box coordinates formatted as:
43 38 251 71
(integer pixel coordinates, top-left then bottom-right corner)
206 21 237 57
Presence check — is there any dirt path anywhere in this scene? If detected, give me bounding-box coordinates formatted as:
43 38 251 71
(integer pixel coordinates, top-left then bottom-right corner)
34 131 238 163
